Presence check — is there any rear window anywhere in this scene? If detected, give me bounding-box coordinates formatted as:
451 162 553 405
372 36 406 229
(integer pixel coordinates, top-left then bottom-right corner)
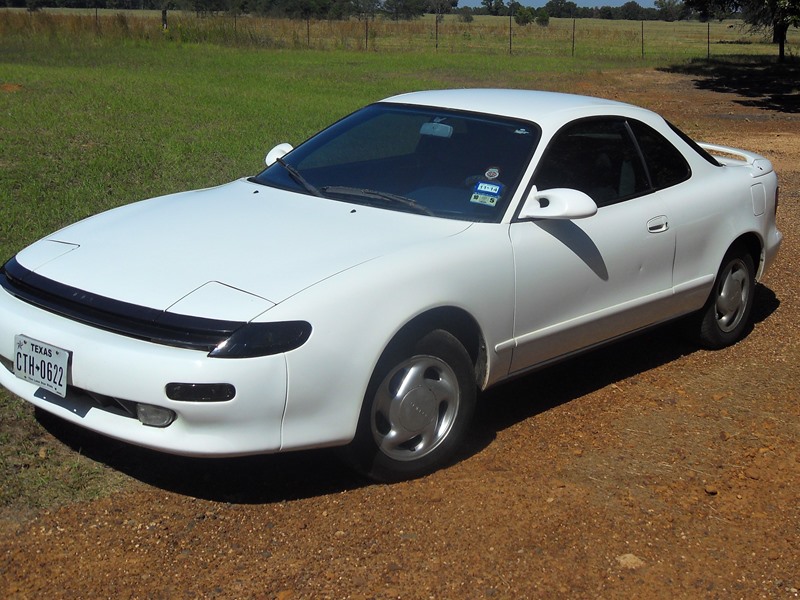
667 121 722 167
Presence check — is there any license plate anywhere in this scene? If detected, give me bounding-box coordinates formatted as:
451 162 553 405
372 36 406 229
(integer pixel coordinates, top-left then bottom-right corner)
14 335 70 398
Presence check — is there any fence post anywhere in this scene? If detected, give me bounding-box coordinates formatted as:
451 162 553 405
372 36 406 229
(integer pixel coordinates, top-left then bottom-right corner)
508 11 512 55
707 21 710 60
641 21 644 58
572 18 576 57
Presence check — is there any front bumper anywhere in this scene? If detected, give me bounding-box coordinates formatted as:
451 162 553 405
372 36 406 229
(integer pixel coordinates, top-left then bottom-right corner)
0 288 288 457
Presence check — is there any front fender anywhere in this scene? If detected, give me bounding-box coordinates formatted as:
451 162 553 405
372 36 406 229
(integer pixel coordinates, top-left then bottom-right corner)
268 223 515 451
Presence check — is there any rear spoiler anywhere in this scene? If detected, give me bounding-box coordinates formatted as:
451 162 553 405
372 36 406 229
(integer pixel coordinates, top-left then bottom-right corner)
698 142 774 176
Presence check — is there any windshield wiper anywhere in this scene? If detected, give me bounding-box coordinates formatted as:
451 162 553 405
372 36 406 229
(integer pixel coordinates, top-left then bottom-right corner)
321 186 435 217
276 157 322 197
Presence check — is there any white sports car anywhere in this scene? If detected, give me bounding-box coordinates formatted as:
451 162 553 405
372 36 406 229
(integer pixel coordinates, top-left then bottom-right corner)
0 89 782 481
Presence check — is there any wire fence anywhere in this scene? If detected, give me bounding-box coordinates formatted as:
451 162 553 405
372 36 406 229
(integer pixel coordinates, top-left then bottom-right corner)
2 10 797 61
316 17 800 59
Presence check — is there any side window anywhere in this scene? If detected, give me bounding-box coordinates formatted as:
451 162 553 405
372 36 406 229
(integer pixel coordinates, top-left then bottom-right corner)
628 120 691 190
533 118 649 208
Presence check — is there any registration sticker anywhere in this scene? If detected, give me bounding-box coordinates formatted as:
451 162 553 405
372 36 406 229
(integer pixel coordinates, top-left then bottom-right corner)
470 181 504 207
14 335 70 398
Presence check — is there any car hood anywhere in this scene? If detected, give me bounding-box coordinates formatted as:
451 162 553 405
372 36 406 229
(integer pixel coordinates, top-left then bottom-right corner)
16 179 472 321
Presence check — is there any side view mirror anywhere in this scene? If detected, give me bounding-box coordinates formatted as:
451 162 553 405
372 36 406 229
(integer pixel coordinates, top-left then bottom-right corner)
518 187 598 220
265 143 294 166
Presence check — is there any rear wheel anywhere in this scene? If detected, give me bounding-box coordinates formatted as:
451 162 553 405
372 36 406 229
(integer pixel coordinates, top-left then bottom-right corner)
694 245 756 349
346 329 477 482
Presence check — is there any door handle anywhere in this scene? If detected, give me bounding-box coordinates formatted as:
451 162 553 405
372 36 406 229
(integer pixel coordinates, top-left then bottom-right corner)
647 215 669 233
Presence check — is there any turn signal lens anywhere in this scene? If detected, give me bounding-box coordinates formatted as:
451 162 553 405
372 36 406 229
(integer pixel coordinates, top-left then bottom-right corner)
166 383 236 402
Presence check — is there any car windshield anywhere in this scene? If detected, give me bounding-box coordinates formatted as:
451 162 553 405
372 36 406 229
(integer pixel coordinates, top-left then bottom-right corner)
252 103 541 222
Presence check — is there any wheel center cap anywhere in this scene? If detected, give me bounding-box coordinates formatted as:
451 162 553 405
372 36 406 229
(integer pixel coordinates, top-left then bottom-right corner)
398 385 437 432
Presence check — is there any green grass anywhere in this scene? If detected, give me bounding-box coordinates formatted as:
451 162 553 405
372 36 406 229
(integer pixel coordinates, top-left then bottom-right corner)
0 400 129 518
0 26 793 514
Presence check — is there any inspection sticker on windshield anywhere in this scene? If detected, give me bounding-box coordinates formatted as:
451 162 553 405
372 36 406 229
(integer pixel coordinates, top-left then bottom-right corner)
470 181 503 207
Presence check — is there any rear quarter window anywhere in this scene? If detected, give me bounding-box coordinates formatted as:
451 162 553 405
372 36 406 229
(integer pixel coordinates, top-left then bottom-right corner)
629 120 691 190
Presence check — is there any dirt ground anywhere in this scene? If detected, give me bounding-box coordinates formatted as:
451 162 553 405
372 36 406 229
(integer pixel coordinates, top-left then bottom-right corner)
1 66 798 599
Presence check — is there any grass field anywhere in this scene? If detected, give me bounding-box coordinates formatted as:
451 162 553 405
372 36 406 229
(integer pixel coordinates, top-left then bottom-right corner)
0 17 795 512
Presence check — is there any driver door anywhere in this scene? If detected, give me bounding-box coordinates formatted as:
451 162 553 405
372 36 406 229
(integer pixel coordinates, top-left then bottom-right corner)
508 117 677 373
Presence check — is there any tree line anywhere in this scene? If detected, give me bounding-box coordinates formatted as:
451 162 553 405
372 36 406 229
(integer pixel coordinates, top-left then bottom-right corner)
487 0 688 22
2 0 732 22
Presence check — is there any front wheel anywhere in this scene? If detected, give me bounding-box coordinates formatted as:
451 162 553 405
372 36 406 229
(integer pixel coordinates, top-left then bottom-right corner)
345 329 477 482
694 245 756 349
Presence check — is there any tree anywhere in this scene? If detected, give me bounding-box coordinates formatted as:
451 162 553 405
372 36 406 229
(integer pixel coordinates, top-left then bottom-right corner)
383 0 425 19
654 0 682 21
535 7 549 25
456 5 474 21
596 5 613 18
427 0 456 20
618 0 644 19
687 0 800 61
684 0 734 21
327 0 359 19
276 0 329 18
480 0 505 16
543 0 576 18
514 4 534 24
225 0 245 16
741 0 800 60
179 0 229 15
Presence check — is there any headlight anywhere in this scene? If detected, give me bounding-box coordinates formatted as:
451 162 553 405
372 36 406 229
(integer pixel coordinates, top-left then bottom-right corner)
208 321 312 358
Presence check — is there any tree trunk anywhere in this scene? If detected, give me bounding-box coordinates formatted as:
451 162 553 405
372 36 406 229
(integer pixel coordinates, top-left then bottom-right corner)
774 20 789 62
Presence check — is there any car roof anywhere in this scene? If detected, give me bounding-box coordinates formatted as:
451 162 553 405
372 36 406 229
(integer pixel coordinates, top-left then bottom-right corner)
380 88 653 128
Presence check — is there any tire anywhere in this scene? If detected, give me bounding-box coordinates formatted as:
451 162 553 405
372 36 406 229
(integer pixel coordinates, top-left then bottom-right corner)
346 329 477 482
694 245 756 349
